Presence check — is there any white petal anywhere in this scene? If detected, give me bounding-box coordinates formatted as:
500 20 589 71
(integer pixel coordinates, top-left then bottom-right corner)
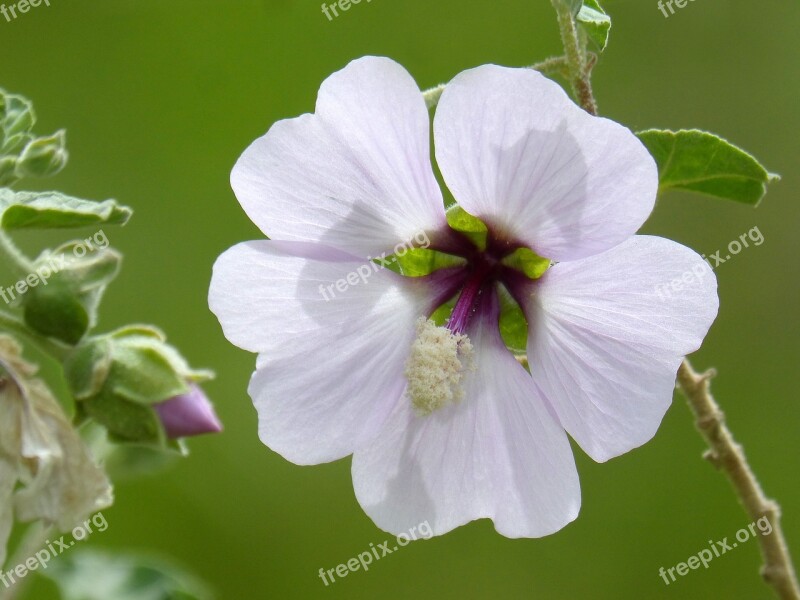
525 235 719 462
352 303 581 538
434 65 658 262
232 56 446 257
210 240 433 465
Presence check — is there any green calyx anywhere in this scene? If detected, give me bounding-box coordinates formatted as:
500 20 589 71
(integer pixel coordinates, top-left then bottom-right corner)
64 326 212 444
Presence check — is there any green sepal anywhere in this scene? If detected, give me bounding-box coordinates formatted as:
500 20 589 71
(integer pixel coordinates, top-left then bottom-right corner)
0 91 35 139
384 247 466 277
429 296 457 327
64 337 113 400
104 330 192 405
501 247 551 280
23 280 90 345
14 130 68 179
83 390 163 444
0 156 17 186
498 284 529 355
21 245 122 344
446 205 488 250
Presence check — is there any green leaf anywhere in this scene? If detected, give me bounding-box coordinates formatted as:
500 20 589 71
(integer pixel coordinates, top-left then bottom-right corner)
14 130 68 179
637 129 779 206
576 0 611 51
43 550 212 600
0 190 132 230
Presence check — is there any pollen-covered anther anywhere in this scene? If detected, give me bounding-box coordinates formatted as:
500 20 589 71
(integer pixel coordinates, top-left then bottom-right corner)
404 317 475 416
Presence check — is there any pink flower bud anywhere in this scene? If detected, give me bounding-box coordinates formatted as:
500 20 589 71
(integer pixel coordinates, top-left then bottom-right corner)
154 385 222 439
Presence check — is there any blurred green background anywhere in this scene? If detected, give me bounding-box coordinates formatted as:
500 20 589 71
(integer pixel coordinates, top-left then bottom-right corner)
1 0 798 598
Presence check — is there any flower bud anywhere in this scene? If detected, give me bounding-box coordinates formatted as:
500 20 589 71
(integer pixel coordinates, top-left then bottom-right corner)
0 155 17 186
0 91 35 139
22 244 121 345
15 130 68 179
154 385 222 439
64 326 217 445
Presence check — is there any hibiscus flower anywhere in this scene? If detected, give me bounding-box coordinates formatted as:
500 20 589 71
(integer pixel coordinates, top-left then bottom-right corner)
208 57 718 538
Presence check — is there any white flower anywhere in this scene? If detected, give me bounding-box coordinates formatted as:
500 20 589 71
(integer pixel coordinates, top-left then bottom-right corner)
209 57 718 538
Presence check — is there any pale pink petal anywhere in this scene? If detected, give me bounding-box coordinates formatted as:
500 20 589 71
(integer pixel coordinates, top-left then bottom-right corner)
231 56 446 257
209 240 438 464
434 65 658 262
523 235 718 462
352 298 580 538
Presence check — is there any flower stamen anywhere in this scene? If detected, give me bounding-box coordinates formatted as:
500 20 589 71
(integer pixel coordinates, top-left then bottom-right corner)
405 318 474 416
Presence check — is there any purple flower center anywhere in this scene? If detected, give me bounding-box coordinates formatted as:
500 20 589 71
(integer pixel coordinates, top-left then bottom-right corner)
432 225 533 335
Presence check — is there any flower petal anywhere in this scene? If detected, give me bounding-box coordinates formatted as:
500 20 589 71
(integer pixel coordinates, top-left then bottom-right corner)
352 298 580 538
231 56 446 257
210 240 437 464
434 65 658 262
523 235 719 462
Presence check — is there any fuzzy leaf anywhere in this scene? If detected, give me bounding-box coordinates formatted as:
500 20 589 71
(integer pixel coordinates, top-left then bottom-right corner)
43 550 211 600
637 129 778 206
0 190 132 230
576 0 611 51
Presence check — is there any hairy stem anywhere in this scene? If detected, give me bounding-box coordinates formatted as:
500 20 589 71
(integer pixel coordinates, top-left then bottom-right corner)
550 0 598 115
677 360 800 600
0 231 33 278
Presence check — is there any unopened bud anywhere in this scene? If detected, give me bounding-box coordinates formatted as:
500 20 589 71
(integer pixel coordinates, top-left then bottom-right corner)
15 130 68 179
154 385 222 439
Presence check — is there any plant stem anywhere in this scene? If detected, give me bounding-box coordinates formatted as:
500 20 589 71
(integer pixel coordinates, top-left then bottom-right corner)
550 0 598 115
549 4 799 595
0 309 70 362
676 360 800 600
0 231 34 278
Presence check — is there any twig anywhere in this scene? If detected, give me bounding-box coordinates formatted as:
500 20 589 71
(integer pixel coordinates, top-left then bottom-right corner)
676 359 800 600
